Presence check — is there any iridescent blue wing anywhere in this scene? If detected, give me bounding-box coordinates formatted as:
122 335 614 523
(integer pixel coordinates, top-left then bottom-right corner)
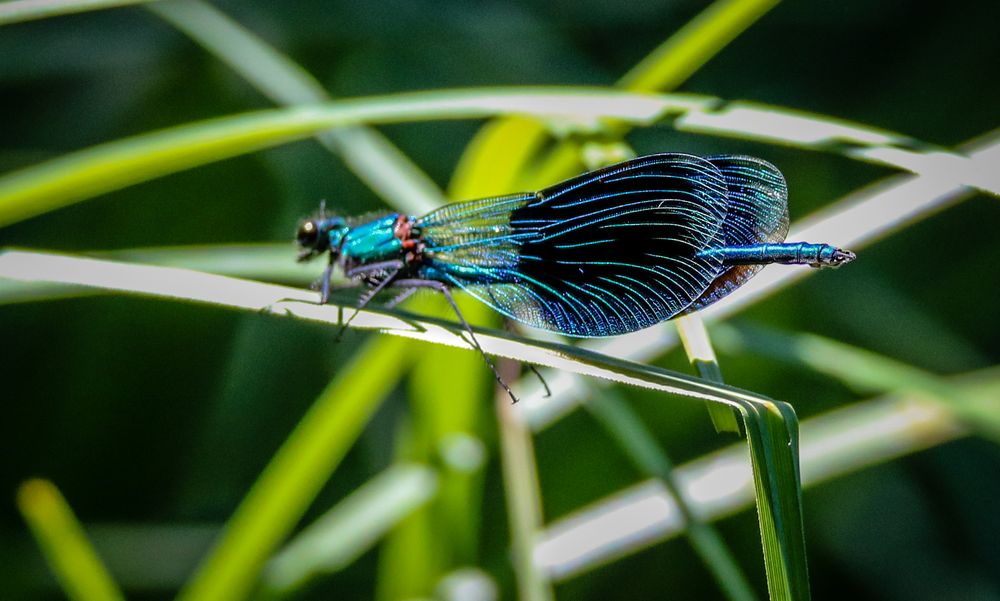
418 153 729 336
681 155 789 313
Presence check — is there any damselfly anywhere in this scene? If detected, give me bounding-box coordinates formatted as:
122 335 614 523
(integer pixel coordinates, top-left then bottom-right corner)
296 153 855 400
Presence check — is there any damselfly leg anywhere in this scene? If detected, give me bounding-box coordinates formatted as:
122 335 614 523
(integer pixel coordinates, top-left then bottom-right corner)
392 278 518 403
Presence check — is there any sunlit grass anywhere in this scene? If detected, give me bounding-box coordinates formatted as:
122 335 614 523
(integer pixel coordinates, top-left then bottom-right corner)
16 480 125 601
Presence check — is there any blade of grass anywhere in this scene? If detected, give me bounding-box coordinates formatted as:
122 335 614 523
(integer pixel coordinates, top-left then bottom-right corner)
457 0 784 195
175 332 417 601
676 315 739 433
0 0 154 25
16 479 126 601
377 293 490 601
535 367 1000 579
0 243 308 305
497 388 553 601
261 463 439 596
0 248 808 600
3 87 993 228
618 0 781 92
0 88 696 227
585 390 757 601
712 323 1000 439
147 0 444 215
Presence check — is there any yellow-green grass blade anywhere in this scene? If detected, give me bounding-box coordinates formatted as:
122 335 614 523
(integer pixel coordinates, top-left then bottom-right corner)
3 87 993 228
172 331 417 601
585 389 757 601
147 0 444 215
618 0 781 92
376 293 491 601
262 464 439 597
17 479 126 601
0 248 809 601
712 323 1000 440
536 367 1000 578
0 0 154 25
677 314 740 433
456 0 785 194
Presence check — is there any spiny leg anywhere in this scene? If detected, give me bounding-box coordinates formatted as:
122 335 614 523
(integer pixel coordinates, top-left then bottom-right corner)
393 278 518 403
336 265 402 340
383 287 417 309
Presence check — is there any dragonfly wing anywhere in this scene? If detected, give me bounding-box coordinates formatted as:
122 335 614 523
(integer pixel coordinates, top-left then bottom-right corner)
683 155 790 313
420 153 729 336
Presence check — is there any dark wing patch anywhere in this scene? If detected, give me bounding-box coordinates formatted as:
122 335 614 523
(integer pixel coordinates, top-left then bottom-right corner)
421 153 730 336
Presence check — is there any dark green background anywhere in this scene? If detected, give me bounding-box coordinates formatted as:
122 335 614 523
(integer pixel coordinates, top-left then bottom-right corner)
2 1 999 599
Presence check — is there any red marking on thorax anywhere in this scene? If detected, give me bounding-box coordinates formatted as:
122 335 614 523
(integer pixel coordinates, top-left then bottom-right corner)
393 215 423 264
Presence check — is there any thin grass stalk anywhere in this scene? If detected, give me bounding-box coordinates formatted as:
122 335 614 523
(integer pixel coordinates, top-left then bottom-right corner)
584 390 757 601
17 479 126 601
177 335 416 601
0 0 155 25
536 367 1000 578
497 392 553 601
147 0 444 215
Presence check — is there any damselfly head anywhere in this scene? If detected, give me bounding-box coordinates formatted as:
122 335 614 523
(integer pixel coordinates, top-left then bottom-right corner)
296 214 348 262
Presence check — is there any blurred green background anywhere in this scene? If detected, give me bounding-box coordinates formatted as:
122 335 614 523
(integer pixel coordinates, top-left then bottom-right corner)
2 1 999 600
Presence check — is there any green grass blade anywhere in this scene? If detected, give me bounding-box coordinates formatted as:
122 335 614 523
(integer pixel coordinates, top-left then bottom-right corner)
742 401 807 601
0 0 154 25
4 87 991 228
1 249 809 600
377 293 490 600
262 464 439 596
498 393 553 601
585 390 757 601
713 323 1000 439
618 0 780 92
0 88 684 227
147 0 445 215
16 479 126 601
677 311 739 434
536 367 1000 578
0 243 301 305
455 0 784 194
175 333 416 601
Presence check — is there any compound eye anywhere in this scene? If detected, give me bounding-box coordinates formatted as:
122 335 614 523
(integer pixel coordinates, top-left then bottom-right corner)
297 220 320 248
